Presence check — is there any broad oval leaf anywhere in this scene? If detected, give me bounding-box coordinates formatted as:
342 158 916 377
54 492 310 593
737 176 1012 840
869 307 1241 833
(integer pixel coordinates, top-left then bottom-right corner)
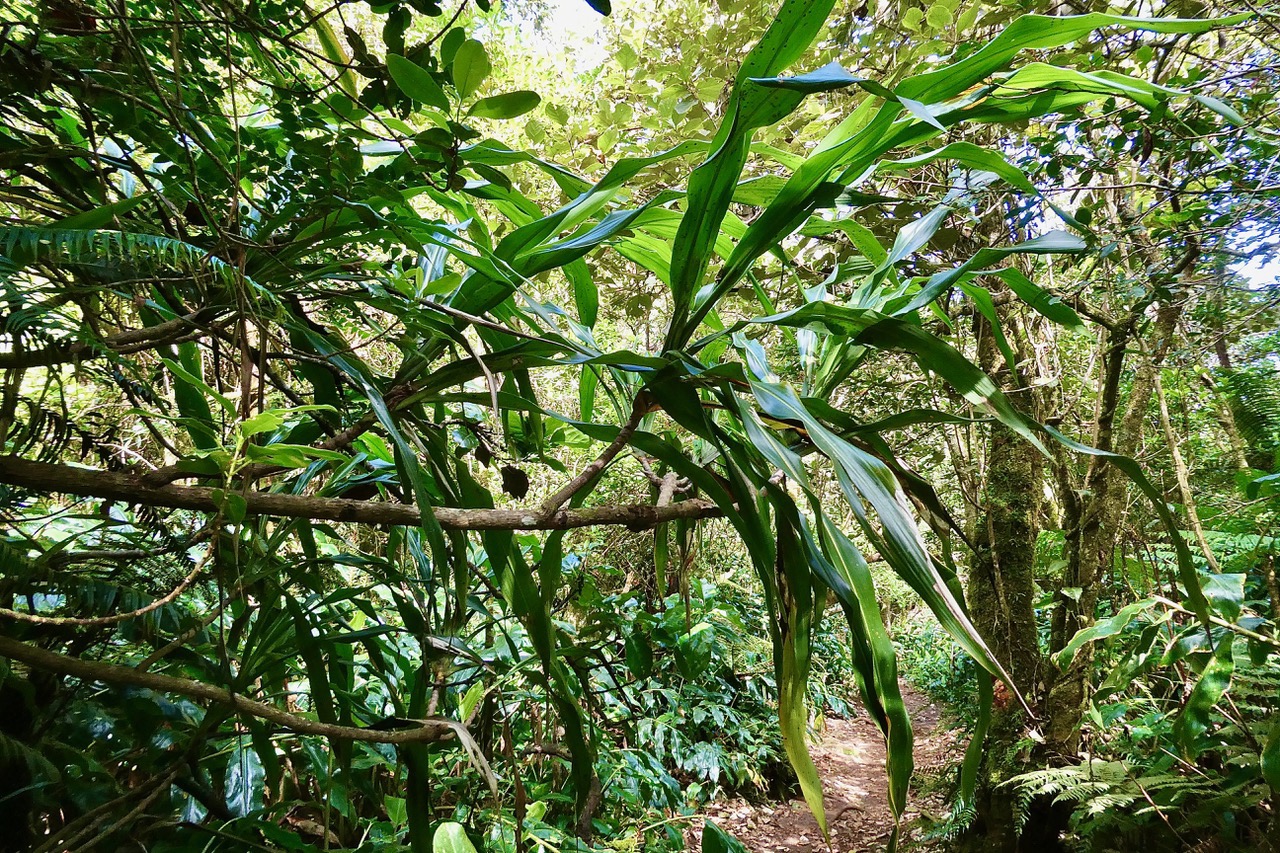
452 39 491 100
434 821 479 853
468 90 541 120
1172 637 1235 749
386 54 450 112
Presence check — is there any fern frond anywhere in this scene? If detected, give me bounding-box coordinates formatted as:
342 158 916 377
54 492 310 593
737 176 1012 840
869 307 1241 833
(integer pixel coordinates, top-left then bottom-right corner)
1081 792 1137 814
1219 367 1280 465
0 227 253 290
919 800 977 842
0 539 43 583
1054 781 1116 804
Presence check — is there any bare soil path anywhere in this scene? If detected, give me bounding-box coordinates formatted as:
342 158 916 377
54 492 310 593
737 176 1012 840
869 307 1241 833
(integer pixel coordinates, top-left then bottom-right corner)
689 686 959 852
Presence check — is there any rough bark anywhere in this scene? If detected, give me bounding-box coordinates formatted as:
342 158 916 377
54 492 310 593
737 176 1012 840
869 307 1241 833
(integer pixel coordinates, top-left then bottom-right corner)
966 311 1047 852
0 456 721 531
1044 298 1182 756
970 313 1044 696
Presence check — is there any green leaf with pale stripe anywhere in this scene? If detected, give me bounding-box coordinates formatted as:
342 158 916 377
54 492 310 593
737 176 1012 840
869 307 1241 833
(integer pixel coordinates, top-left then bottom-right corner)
775 512 828 839
747 375 1017 691
814 511 913 821
665 0 837 345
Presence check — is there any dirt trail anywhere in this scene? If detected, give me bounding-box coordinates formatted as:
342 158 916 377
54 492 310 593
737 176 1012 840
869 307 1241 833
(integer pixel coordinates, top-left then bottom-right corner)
690 687 958 852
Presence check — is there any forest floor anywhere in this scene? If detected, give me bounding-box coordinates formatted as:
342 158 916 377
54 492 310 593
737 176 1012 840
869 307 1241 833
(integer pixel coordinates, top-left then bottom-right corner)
688 686 960 852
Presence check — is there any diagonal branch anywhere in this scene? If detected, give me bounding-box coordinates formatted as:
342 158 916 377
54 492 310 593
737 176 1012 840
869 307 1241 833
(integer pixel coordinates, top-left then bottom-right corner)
0 456 721 531
0 635 455 744
538 392 649 520
0 308 226 369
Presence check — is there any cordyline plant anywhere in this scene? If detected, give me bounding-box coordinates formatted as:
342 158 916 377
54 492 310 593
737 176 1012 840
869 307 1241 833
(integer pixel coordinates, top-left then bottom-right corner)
0 0 1249 849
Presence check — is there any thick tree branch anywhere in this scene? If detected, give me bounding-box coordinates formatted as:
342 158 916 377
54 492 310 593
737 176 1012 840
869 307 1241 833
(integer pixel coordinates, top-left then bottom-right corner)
0 635 455 744
0 456 721 530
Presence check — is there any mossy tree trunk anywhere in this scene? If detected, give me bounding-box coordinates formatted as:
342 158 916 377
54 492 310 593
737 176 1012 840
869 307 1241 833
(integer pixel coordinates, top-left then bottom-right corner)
966 309 1048 851
1044 295 1183 758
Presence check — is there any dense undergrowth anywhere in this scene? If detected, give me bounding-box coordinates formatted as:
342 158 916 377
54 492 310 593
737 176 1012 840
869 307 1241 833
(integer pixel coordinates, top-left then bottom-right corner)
2 527 859 852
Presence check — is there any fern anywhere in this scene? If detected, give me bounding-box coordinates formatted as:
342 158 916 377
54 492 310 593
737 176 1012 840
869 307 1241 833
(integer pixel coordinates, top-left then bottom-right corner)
1005 748 1267 848
1006 762 1154 832
0 539 43 584
1081 792 1137 815
918 800 977 843
1219 367 1280 467
0 227 254 290
5 397 111 464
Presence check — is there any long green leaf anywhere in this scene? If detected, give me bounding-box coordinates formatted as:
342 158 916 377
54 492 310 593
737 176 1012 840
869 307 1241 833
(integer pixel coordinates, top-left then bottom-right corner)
958 674 992 816
813 511 913 821
1052 598 1159 669
672 12 1246 345
747 375 1017 690
775 512 827 839
762 304 1048 452
1263 720 1280 793
665 0 837 344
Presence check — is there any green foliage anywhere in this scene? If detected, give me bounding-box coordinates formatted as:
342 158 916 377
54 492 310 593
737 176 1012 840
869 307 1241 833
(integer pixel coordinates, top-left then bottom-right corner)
1030 606 1280 850
894 610 978 713
0 0 1270 849
1221 366 1280 469
589 579 801 803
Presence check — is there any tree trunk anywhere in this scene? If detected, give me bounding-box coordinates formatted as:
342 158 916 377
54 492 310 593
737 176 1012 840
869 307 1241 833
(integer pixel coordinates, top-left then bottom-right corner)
967 311 1047 851
970 313 1045 696
1044 298 1182 756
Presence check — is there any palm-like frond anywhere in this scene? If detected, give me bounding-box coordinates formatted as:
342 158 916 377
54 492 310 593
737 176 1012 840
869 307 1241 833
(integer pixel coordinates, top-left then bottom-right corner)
1220 367 1280 465
0 227 252 290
